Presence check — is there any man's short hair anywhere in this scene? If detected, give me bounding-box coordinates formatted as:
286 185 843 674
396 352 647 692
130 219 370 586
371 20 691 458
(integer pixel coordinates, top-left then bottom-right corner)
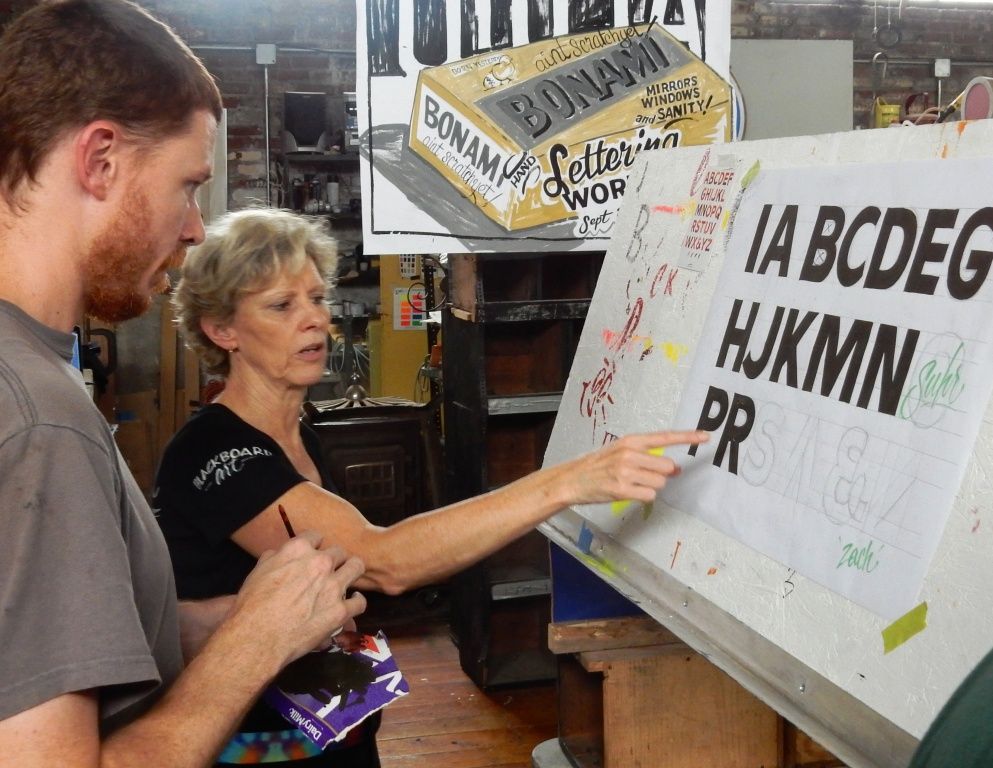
0 0 223 203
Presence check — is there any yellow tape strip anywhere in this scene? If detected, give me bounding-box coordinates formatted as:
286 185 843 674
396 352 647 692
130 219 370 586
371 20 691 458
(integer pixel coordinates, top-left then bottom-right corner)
611 448 667 515
740 160 761 189
882 602 928 654
610 500 632 515
582 553 618 577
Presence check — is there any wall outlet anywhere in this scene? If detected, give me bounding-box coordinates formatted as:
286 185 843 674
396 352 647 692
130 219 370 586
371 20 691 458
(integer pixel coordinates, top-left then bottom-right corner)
934 58 951 78
256 44 277 66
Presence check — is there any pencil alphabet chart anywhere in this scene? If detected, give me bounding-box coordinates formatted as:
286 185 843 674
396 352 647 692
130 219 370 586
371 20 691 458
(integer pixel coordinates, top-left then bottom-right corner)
665 156 993 620
541 120 993 761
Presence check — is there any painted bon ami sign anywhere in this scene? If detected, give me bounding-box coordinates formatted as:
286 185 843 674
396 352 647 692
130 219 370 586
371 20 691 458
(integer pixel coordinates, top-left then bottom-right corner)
358 0 731 253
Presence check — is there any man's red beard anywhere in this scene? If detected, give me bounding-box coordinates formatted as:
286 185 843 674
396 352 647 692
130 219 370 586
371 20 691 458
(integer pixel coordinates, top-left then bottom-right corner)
82 189 184 323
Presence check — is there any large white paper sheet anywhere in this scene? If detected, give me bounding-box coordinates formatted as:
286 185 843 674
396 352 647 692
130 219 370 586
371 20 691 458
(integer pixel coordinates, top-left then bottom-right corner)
662 157 993 619
355 1 731 254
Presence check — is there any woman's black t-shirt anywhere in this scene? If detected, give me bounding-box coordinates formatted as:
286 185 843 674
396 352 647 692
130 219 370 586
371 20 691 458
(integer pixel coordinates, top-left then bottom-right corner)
154 403 335 600
153 403 379 766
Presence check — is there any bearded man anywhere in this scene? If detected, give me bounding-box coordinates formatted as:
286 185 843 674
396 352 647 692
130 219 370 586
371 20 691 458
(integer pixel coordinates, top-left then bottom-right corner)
0 3 367 766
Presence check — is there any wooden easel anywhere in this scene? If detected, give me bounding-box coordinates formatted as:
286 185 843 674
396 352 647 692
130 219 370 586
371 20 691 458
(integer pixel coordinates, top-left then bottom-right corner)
547 616 842 768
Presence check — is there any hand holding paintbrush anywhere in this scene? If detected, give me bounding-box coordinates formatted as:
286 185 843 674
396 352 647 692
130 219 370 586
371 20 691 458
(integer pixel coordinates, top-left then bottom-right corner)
278 503 350 642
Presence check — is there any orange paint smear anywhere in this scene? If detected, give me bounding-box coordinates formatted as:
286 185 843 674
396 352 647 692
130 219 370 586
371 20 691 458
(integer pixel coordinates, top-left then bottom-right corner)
602 329 652 350
707 567 718 575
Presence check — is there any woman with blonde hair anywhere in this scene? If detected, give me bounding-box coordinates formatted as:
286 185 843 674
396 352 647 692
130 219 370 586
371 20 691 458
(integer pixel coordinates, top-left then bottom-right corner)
154 207 707 766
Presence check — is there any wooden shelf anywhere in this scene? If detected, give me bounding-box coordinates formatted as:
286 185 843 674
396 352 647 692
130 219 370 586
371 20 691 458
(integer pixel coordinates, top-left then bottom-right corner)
489 562 552 601
442 252 603 689
487 393 562 416
491 578 551 601
327 211 361 221
281 151 359 169
280 152 360 215
485 647 557 688
451 298 592 323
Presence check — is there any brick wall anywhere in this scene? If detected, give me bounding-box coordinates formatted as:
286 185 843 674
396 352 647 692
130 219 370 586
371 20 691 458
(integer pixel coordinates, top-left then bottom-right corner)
143 0 358 209
0 0 357 210
732 1 993 129
1 1 991 201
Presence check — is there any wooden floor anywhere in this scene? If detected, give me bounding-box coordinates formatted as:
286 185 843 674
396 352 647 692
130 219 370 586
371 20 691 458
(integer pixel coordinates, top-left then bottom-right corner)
377 621 557 768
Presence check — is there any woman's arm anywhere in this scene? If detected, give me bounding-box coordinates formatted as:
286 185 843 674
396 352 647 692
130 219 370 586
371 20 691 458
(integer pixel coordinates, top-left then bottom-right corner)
231 430 707 595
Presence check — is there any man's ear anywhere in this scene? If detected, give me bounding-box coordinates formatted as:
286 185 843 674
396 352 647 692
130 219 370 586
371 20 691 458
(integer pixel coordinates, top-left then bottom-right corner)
201 316 238 352
74 121 129 201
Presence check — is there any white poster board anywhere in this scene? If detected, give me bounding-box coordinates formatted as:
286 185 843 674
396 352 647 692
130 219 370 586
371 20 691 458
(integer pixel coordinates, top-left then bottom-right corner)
356 0 731 254
541 120 993 767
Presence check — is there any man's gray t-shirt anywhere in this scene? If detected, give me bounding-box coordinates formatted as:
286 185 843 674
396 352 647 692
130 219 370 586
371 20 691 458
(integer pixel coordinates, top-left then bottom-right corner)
0 300 183 731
